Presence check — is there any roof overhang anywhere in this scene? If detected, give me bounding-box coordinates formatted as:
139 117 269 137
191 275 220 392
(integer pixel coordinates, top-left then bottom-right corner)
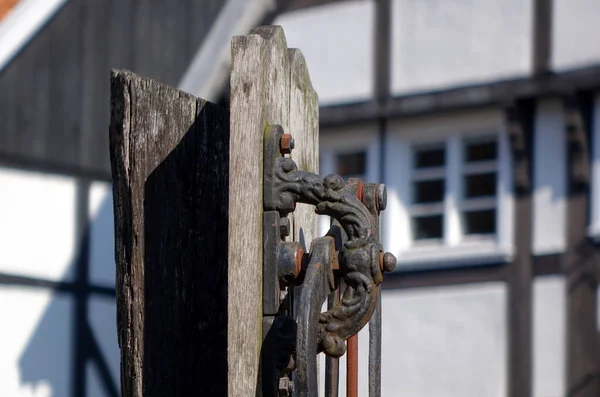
0 0 66 73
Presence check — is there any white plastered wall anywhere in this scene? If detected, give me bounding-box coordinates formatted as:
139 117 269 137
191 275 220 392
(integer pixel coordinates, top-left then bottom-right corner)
391 0 532 95
552 0 600 72
532 99 567 255
274 1 374 106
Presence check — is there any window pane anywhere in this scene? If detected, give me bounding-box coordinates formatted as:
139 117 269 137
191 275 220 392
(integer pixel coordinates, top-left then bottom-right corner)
414 146 445 168
336 151 366 177
414 180 445 203
465 140 497 162
464 173 496 198
413 215 443 240
464 209 496 235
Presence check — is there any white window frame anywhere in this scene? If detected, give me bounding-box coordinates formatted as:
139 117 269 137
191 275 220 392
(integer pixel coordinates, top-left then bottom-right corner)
589 92 600 242
384 109 514 269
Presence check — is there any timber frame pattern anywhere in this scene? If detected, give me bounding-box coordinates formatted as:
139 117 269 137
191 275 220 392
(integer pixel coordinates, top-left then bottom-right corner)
323 0 600 396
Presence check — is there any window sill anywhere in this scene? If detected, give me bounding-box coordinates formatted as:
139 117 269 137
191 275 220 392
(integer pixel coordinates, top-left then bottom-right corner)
393 243 512 272
588 225 600 244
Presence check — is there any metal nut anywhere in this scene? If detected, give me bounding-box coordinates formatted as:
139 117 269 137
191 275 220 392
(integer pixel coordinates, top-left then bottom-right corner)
376 183 387 212
279 217 290 237
280 134 294 155
379 251 396 273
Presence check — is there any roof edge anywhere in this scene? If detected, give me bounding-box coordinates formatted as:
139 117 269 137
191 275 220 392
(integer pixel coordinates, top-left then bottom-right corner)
0 0 67 73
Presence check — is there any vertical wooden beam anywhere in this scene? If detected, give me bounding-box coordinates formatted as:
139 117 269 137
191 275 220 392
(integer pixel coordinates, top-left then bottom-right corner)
374 0 391 108
110 70 229 397
505 101 534 397
532 0 553 76
563 94 600 397
229 26 318 396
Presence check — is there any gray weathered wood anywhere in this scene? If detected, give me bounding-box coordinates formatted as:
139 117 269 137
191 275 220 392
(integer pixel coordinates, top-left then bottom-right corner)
228 26 319 395
110 69 229 397
289 48 319 253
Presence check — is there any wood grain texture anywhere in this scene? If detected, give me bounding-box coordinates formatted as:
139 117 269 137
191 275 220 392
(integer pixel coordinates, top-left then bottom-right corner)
289 48 319 252
505 101 534 397
228 26 319 395
110 69 229 397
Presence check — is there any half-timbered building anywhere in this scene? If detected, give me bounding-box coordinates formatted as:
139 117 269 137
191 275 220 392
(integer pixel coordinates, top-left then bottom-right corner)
0 0 599 396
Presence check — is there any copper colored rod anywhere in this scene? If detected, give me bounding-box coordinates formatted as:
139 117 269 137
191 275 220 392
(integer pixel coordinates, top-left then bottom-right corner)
347 334 358 397
325 289 340 397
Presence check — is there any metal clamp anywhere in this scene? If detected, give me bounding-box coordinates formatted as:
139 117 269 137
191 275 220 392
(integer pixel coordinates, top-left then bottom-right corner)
262 125 395 397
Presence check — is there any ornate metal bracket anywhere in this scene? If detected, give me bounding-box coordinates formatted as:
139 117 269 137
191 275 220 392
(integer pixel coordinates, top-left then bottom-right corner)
262 125 395 397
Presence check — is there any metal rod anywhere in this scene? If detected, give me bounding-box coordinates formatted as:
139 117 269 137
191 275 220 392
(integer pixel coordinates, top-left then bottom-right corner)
346 334 358 397
325 289 340 397
369 288 382 397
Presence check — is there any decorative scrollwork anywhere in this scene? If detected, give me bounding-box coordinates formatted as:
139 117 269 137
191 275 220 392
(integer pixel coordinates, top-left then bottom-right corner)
263 125 395 359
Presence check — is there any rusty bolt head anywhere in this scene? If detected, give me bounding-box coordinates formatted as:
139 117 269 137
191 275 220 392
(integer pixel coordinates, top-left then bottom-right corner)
279 217 290 237
379 251 396 273
280 134 294 155
376 183 387 212
296 247 305 277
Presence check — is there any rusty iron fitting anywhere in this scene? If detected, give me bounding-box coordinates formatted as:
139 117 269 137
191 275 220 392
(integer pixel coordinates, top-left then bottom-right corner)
279 216 290 237
278 242 304 285
379 251 397 273
280 134 294 155
348 177 364 202
376 183 387 212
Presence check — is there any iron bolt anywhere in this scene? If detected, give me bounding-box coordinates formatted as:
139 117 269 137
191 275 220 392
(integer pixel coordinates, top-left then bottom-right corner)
379 251 396 273
376 183 387 212
280 134 294 154
279 217 290 237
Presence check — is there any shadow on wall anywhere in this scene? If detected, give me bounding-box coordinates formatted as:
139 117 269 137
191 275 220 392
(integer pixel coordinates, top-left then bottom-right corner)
18 187 120 397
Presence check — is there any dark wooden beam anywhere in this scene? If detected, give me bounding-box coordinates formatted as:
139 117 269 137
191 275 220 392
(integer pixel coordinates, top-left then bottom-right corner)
533 253 563 276
279 0 349 12
382 264 507 290
320 65 600 126
563 93 600 397
374 0 391 107
505 100 534 397
110 70 230 397
532 0 553 76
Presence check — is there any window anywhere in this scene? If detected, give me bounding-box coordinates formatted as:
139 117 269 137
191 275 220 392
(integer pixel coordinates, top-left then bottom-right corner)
335 151 366 179
410 144 446 242
461 138 498 237
383 111 513 268
408 136 500 246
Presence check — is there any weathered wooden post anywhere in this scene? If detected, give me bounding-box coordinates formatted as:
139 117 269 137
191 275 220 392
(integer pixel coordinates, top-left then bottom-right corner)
109 70 230 396
111 25 394 397
110 26 318 396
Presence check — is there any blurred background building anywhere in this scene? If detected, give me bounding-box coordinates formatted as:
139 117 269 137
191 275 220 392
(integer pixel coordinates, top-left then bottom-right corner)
1 0 599 396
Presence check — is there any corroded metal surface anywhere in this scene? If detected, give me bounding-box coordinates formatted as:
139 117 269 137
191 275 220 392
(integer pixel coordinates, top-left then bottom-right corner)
262 125 394 397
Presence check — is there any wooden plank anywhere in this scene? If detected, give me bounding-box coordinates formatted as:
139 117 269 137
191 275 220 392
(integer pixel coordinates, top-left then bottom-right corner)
505 101 534 397
228 25 319 395
288 48 319 250
563 94 600 397
319 65 600 126
228 26 289 396
532 0 553 76
80 0 111 171
46 0 82 167
382 264 507 290
110 69 229 397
